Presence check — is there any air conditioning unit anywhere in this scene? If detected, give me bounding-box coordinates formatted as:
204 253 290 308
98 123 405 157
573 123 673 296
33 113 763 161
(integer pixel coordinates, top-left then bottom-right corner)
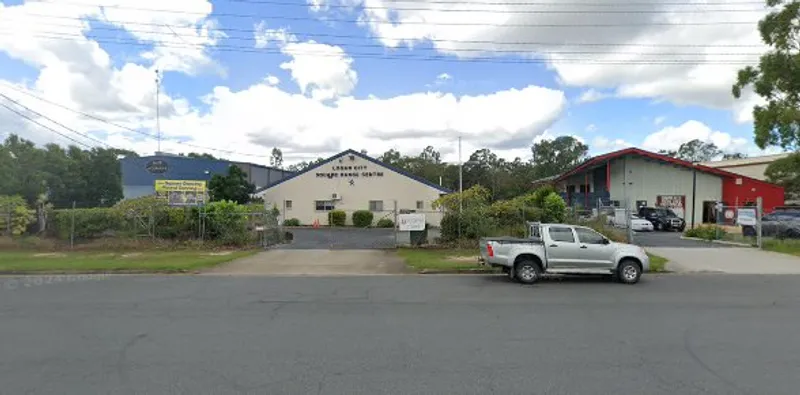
331 193 341 200
349 155 355 161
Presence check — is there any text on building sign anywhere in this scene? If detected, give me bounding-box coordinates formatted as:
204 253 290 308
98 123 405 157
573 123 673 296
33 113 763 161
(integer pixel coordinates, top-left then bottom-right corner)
316 165 384 179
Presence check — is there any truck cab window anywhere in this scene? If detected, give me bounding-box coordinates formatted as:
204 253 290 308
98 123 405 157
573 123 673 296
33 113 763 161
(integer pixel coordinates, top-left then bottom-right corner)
548 227 575 243
575 228 605 244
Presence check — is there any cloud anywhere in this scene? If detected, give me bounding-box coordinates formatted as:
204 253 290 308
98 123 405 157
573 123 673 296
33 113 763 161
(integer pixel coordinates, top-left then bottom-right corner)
653 116 666 125
253 23 357 101
592 136 632 153
316 0 768 123
585 123 597 133
437 73 452 81
265 75 281 86
577 89 610 104
641 120 749 154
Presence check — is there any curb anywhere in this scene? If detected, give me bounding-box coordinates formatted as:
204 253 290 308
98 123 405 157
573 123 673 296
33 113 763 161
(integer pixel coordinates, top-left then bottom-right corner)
679 236 754 247
417 268 498 275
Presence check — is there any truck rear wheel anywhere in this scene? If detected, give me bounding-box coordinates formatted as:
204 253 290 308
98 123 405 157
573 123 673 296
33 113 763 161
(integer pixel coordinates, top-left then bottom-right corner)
514 260 542 285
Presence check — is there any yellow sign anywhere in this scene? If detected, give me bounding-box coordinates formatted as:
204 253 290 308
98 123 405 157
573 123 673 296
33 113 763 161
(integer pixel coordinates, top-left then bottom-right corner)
155 180 207 193
154 180 207 206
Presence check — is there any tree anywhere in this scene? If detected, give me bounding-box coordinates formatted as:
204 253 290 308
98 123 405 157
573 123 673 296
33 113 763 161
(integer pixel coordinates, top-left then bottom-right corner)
286 157 324 172
765 152 800 197
531 136 589 178
182 152 218 160
732 0 800 149
208 165 255 204
659 139 722 162
270 147 283 169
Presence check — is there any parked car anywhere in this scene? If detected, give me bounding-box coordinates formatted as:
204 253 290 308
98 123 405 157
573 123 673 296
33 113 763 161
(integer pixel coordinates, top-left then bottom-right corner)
742 211 800 238
478 222 650 285
637 207 686 232
609 210 654 232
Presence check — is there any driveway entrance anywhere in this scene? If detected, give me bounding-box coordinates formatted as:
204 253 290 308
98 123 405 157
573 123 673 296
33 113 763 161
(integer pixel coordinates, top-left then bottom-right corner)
645 247 800 274
281 228 396 250
204 249 409 275
634 231 738 248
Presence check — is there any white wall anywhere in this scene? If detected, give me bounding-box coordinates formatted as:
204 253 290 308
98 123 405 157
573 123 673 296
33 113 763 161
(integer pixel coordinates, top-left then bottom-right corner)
608 155 722 225
256 153 446 226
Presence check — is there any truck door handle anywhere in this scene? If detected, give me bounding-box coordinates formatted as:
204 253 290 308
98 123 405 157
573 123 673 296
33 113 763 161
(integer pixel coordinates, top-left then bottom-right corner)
580 245 588 249
549 244 557 247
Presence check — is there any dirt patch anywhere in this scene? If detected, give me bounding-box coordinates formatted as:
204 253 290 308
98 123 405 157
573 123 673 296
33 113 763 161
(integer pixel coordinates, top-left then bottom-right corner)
204 250 409 275
206 251 233 256
32 253 67 258
121 253 143 258
445 255 479 262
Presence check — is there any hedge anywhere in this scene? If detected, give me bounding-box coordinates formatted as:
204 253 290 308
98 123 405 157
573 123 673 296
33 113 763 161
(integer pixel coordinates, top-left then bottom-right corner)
328 210 346 226
283 218 301 226
50 208 126 240
0 195 35 236
352 210 374 227
376 218 394 228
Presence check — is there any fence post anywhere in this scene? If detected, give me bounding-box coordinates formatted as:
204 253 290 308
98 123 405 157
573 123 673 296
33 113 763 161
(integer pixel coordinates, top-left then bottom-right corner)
70 201 76 250
393 200 398 247
756 197 763 249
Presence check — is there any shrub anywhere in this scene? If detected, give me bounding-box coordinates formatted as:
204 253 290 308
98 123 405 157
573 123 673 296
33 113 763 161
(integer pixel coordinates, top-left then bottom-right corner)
532 185 557 208
0 195 35 236
440 208 498 241
352 210 374 227
328 210 346 226
376 218 394 228
50 208 126 240
685 225 725 241
283 218 301 226
202 200 252 245
542 193 567 223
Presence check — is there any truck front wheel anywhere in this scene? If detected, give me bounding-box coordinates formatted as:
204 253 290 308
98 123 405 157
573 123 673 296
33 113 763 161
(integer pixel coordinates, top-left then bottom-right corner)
617 259 642 284
514 260 542 285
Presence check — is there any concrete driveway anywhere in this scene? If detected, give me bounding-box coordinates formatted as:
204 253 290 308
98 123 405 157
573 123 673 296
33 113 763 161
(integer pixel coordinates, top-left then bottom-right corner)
646 246 800 274
634 231 737 248
205 249 410 276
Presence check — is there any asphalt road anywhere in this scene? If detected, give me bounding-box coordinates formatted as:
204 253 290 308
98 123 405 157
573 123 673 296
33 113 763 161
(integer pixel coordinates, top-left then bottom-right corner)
282 227 396 249
2 274 800 394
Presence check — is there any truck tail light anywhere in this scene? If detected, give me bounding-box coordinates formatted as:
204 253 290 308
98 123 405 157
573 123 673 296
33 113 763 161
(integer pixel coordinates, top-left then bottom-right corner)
487 243 494 257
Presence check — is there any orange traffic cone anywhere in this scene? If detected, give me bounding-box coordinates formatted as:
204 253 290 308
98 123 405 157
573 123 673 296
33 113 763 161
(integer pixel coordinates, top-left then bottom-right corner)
313 219 319 229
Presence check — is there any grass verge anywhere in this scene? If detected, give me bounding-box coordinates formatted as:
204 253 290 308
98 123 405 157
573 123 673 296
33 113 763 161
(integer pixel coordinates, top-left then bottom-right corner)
0 250 258 274
647 253 668 273
762 238 800 257
397 248 494 273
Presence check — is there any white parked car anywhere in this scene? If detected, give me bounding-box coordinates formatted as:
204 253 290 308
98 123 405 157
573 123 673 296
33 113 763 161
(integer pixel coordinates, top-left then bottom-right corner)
630 215 654 232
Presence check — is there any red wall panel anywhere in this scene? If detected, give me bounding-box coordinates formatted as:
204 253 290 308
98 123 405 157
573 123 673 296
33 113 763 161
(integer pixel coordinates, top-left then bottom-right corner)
721 176 784 213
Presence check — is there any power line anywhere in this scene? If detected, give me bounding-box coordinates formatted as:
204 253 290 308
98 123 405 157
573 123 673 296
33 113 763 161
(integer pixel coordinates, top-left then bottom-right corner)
0 93 114 149
0 29 766 56
0 84 274 159
0 100 94 149
5 19 767 48
9 11 760 27
0 32 764 65
28 0 770 16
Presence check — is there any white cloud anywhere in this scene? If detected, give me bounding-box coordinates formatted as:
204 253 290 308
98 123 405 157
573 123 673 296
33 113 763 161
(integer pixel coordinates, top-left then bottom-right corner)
317 0 768 123
437 73 452 81
641 120 749 154
653 116 666 126
577 89 610 104
253 22 297 47
265 75 281 86
592 136 632 153
585 124 597 133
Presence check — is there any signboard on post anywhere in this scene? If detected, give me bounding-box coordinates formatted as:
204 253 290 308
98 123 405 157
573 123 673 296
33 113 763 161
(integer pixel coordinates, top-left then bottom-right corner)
737 208 756 226
154 180 207 207
398 213 426 231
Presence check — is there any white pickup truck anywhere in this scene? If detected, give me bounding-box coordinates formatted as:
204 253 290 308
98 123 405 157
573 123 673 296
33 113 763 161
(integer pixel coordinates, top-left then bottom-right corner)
479 222 650 285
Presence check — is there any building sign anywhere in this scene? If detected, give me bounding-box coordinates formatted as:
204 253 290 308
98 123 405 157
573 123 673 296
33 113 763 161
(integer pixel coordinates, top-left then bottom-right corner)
146 159 168 174
154 180 207 206
656 195 686 219
398 213 426 231
737 208 756 226
316 164 384 179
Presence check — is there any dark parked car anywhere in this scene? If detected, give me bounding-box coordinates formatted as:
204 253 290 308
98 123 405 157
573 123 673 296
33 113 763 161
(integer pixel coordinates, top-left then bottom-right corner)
637 207 686 232
742 211 800 238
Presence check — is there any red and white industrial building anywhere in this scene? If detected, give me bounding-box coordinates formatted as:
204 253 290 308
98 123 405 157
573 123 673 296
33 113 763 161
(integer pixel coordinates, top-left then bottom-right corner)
550 148 785 226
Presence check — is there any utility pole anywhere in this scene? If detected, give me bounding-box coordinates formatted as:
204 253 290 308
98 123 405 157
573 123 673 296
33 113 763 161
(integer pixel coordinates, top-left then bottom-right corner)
155 69 162 154
691 162 697 229
458 136 463 213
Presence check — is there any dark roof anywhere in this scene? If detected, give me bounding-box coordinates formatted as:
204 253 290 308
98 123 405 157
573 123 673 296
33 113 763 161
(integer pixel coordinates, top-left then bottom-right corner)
254 149 453 194
555 147 774 185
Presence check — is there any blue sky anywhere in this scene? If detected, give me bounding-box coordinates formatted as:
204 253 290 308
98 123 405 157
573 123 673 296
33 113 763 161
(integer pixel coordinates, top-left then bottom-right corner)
0 0 780 164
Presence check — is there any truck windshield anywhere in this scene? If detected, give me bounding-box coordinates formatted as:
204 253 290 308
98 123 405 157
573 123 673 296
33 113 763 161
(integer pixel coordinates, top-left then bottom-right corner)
653 209 677 217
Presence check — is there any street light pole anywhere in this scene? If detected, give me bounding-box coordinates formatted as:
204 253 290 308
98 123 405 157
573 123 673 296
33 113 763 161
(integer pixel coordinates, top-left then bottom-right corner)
691 163 697 229
458 136 463 213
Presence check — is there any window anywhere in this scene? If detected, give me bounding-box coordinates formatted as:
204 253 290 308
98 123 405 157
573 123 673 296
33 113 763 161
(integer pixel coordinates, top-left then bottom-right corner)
285 200 292 210
548 227 575 243
369 200 384 211
315 200 335 211
575 228 605 245
416 200 424 210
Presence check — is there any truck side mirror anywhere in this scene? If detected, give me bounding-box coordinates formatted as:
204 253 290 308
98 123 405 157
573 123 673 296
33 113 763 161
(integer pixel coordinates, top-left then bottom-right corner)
603 238 610 245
